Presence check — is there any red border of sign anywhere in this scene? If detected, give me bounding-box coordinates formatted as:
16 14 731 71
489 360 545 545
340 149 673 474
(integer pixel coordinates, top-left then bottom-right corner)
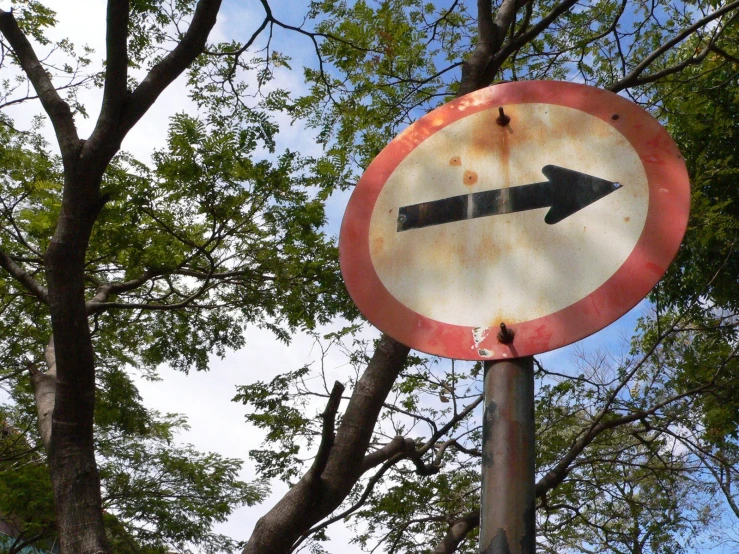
339 81 690 360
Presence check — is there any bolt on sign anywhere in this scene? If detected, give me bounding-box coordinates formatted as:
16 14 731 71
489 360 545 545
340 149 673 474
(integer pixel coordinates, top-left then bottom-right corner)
339 81 690 360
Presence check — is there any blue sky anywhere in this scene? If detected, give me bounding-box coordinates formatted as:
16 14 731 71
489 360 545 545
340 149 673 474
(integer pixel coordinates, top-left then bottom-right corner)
2 0 734 552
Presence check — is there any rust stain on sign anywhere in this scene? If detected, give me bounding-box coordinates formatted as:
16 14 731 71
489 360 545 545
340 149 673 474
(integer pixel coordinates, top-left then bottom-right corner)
463 170 478 185
340 81 690 360
368 102 650 329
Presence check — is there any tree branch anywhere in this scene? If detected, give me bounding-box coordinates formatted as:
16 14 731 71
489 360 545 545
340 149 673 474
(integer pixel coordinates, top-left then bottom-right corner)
432 509 480 554
488 0 579 78
88 0 130 146
296 445 414 551
610 0 739 92
115 0 222 145
0 9 80 160
243 334 410 554
534 364 727 497
85 270 158 311
0 246 48 304
28 338 57 452
308 380 345 481
360 435 416 473
460 0 527 95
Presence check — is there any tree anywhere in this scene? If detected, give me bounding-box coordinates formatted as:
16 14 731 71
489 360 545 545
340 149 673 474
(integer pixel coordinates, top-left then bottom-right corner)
235 1 739 552
0 1 350 551
1 0 739 553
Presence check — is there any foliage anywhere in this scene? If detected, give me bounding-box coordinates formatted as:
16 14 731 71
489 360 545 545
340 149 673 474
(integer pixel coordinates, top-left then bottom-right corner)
236 324 735 553
2 0 739 552
98 412 268 554
0 53 350 549
0 370 268 553
658 47 739 313
292 0 736 173
0 407 56 552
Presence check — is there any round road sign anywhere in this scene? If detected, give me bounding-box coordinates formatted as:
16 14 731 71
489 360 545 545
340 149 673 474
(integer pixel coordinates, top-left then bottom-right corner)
339 81 689 360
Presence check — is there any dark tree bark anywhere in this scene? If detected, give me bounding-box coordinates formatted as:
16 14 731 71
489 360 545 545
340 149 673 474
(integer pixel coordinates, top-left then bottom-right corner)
0 1 223 551
243 334 410 554
2 0 736 552
242 0 739 551
242 2 533 552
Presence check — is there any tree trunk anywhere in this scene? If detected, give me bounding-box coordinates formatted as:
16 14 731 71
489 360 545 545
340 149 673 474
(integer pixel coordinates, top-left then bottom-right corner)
44 168 109 553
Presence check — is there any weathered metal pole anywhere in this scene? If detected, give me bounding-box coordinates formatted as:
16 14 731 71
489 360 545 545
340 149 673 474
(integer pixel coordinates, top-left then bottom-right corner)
480 356 535 554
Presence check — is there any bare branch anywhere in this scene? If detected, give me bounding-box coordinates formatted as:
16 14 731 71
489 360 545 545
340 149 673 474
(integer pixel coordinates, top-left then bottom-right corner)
88 0 130 145
610 0 739 92
432 509 479 554
308 380 345 480
361 435 416 473
0 9 79 159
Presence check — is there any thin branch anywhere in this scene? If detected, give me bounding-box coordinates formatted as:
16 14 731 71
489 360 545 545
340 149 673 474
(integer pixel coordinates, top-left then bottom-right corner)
610 0 739 92
534 356 730 497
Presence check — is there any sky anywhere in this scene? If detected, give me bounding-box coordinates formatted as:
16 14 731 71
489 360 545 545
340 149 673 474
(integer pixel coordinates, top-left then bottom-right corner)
0 0 377 549
0 1 724 553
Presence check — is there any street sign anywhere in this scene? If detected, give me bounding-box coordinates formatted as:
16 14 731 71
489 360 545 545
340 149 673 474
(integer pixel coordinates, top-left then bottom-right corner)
339 81 690 360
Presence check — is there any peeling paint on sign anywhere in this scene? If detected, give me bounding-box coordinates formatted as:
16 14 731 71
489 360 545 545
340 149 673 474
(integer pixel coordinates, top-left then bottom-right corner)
339 81 690 360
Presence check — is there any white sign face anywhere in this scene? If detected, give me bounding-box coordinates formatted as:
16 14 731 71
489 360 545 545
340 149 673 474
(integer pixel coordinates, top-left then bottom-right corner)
368 103 649 328
339 81 689 360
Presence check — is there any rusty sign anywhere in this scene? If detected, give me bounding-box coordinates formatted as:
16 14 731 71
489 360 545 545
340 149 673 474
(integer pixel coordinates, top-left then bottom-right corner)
339 81 690 360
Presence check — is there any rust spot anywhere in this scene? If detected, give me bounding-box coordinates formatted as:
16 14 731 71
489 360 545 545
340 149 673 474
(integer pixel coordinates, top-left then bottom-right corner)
449 156 461 166
499 124 511 187
623 216 630 223
497 322 515 344
463 170 478 185
372 236 384 253
468 110 503 157
483 528 511 554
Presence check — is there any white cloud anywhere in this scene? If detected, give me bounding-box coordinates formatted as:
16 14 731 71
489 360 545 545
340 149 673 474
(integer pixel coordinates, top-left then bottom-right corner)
1 1 658 551
133 320 377 551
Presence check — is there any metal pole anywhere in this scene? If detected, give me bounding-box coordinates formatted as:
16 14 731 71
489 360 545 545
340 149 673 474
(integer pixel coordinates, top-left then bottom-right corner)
480 356 535 554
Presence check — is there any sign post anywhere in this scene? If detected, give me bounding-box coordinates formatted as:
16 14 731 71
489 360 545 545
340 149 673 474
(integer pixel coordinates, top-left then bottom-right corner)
339 81 690 553
481 357 535 554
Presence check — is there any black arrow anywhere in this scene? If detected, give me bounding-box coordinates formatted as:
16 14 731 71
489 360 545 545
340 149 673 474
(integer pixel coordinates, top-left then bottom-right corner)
396 165 623 232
